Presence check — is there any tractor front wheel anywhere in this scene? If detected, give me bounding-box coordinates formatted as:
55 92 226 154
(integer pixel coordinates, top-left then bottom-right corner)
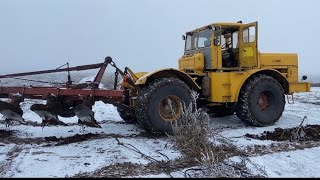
135 78 193 134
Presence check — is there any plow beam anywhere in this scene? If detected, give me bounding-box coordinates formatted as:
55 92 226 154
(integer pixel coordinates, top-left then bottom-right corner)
0 57 112 80
0 87 124 101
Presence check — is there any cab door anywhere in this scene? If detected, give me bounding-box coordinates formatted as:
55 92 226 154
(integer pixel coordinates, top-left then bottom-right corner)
239 22 258 67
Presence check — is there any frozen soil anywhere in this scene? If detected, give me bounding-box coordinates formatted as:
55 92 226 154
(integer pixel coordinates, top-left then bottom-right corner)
0 87 319 177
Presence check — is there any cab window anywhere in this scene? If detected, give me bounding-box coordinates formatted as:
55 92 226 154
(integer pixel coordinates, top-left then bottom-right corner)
198 29 212 48
243 26 256 43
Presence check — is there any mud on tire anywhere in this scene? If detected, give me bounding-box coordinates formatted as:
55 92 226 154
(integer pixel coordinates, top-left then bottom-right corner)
117 107 137 124
135 78 193 134
235 74 285 126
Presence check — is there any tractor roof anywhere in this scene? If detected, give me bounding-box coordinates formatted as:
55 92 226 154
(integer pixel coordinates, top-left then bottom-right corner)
188 22 243 33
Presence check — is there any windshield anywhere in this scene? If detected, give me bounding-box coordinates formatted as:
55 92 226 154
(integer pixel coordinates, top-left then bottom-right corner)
185 28 212 51
185 33 198 51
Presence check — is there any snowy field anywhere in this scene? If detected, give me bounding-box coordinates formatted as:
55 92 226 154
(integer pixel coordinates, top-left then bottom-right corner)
0 87 319 178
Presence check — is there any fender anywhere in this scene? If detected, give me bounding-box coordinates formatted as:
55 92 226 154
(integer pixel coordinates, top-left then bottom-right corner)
235 68 289 100
135 68 201 91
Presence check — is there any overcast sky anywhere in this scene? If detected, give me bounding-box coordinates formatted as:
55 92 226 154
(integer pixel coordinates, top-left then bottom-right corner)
0 0 319 81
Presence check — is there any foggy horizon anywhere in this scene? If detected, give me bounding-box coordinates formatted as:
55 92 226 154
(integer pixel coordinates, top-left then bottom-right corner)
0 0 320 82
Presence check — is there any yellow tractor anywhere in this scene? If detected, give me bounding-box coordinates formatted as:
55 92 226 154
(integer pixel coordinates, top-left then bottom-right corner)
118 21 311 133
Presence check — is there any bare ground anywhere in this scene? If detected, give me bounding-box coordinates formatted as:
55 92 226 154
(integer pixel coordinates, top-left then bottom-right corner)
2 122 320 177
0 88 319 177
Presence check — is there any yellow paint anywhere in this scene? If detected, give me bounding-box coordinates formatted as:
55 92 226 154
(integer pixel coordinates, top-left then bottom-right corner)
135 68 201 90
134 72 148 79
289 82 311 93
242 47 254 58
212 45 222 69
208 69 288 102
178 52 205 75
239 22 258 67
132 21 310 105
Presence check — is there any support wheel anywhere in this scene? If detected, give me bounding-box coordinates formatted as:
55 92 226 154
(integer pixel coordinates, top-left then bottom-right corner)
236 74 285 126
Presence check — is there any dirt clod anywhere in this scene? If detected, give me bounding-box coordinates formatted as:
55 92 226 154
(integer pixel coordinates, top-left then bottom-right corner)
44 136 59 141
44 133 99 146
246 125 320 142
0 130 15 138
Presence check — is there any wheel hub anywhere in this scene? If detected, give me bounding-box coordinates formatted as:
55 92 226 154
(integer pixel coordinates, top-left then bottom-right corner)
159 95 183 122
257 92 271 110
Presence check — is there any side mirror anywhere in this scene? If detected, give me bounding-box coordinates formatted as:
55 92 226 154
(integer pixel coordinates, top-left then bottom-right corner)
182 35 186 41
302 75 308 81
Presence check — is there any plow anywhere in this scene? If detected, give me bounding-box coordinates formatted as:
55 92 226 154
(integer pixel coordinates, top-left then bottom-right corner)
0 56 135 128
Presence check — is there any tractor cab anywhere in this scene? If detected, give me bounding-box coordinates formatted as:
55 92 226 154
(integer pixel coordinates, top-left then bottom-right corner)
179 21 258 74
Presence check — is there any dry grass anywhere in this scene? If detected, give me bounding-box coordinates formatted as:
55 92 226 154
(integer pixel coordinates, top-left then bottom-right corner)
169 92 210 159
193 149 241 178
169 91 266 178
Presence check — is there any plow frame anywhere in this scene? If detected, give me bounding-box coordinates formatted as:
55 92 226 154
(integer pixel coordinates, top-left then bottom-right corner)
0 56 136 113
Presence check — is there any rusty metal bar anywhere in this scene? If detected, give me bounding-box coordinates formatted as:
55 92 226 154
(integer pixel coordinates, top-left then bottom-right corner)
114 70 119 90
0 63 105 79
93 62 108 85
0 86 124 98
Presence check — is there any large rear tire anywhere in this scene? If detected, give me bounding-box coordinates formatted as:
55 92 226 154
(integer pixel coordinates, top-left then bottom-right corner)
135 78 193 134
235 74 285 126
